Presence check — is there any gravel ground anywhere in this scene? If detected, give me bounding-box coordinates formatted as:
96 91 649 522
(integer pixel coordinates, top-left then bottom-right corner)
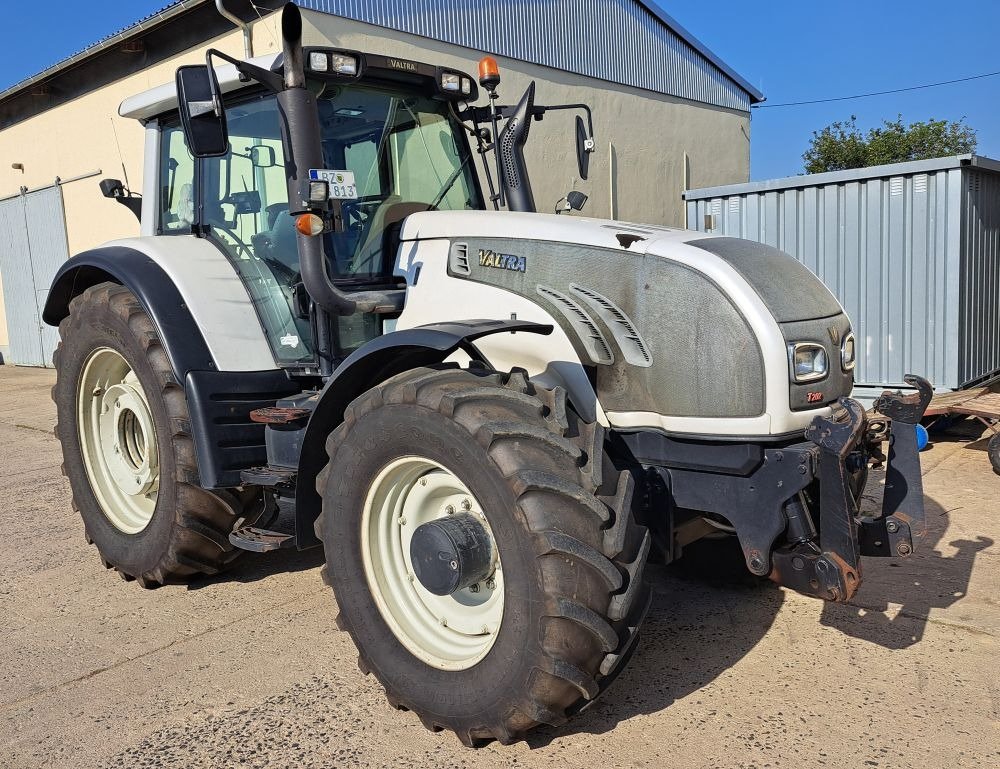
1 364 997 768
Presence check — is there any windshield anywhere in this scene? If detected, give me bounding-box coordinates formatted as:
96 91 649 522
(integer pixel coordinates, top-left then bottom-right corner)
197 85 480 366
315 84 482 282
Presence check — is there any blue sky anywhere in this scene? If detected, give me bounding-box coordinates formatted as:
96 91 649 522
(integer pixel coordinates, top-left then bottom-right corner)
3 1 999 181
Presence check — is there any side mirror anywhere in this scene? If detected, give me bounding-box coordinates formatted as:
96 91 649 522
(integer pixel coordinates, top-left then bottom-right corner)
248 145 276 168
555 190 588 215
99 178 126 199
176 65 229 158
575 116 594 181
566 190 588 211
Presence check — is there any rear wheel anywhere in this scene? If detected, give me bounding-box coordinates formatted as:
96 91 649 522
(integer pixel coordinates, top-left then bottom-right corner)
316 366 651 745
53 282 271 587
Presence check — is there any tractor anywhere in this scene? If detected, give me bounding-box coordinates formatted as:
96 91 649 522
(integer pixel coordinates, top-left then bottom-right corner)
44 1 932 746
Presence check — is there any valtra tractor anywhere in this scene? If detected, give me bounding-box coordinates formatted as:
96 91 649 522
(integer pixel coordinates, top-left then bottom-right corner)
44 1 932 746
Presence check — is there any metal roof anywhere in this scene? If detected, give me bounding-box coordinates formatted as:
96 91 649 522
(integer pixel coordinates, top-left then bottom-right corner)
0 0 761 114
297 0 762 111
684 154 1000 199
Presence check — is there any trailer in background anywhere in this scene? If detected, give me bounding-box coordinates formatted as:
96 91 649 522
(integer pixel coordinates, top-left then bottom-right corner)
684 154 1000 404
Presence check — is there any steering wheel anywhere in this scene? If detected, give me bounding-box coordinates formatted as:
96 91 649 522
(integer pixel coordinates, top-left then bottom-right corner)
341 197 382 232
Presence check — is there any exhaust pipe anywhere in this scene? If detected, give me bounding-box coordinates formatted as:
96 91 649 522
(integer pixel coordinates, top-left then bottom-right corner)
277 4 360 318
215 0 254 59
497 82 537 213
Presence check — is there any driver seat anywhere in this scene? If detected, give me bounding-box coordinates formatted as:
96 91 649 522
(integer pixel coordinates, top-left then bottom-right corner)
353 196 430 275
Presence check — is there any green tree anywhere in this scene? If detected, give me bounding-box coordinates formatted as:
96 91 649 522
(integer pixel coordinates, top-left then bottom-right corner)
803 115 977 173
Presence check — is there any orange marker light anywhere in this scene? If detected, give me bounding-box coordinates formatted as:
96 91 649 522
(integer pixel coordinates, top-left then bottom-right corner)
296 213 325 237
478 56 500 89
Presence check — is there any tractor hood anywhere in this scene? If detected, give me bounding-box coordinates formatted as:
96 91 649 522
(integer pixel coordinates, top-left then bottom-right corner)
398 211 854 435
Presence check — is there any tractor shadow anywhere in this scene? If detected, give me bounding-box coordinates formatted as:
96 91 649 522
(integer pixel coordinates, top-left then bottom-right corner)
186 502 325 589
529 537 786 747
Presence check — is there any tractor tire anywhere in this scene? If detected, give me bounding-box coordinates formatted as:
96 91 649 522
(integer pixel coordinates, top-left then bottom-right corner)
52 282 272 587
988 432 1000 476
315 366 651 746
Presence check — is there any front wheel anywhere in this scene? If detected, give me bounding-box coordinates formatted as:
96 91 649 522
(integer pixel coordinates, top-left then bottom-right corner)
315 367 650 745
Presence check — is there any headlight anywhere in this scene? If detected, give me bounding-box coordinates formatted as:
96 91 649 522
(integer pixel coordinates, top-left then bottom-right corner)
841 332 856 371
788 342 828 383
309 51 329 72
440 72 461 92
331 53 358 76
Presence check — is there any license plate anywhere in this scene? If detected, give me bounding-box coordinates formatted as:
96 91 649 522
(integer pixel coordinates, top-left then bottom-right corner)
309 169 358 199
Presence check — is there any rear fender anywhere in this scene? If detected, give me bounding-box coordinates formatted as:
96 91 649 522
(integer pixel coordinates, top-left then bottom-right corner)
44 247 217 379
44 243 288 490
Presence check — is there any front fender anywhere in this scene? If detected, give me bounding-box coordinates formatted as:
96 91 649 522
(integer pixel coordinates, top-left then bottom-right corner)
294 319 552 547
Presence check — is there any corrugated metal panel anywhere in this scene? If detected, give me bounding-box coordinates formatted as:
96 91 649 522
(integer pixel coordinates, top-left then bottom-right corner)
961 169 1000 386
23 187 71 364
0 194 42 366
298 0 754 112
0 186 70 367
684 158 999 393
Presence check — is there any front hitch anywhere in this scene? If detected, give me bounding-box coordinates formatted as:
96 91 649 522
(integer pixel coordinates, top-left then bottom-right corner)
771 375 932 602
861 374 934 554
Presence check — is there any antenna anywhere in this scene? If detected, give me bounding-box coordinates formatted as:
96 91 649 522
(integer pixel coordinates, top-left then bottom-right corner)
110 117 131 193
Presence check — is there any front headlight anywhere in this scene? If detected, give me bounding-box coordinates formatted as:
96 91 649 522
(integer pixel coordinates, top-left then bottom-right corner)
788 342 828 383
841 332 856 371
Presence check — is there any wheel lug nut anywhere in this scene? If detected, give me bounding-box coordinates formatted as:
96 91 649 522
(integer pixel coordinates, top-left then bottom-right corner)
397 516 406 526
439 617 448 627
445 504 455 515
92 387 102 397
481 625 490 634
419 478 427 486
486 578 496 590
461 499 472 511
448 560 458 570
469 583 480 593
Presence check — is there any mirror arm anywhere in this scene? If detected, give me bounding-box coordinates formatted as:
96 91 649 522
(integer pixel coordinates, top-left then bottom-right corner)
204 48 285 97
530 103 596 150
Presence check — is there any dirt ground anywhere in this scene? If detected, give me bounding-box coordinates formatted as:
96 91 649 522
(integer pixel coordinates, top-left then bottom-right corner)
1 364 997 769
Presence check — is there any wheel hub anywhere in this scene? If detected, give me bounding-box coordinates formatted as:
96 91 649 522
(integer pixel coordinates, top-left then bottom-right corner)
361 456 504 670
77 347 160 534
409 513 495 596
98 381 159 497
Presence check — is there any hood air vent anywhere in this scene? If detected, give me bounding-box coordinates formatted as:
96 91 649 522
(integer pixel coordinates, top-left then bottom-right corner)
570 284 652 367
536 285 613 365
449 242 471 275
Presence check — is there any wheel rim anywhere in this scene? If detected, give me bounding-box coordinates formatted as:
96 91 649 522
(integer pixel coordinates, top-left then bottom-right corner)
361 456 504 670
77 347 159 534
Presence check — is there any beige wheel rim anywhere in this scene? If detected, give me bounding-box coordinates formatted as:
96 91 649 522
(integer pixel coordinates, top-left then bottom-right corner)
77 347 159 534
361 456 504 670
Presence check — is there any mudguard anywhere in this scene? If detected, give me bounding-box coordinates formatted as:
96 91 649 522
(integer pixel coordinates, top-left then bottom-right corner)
44 246 216 379
294 318 553 547
43 246 297 489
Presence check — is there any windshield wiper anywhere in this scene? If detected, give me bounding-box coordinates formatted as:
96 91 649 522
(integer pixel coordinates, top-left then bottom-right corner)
428 155 472 210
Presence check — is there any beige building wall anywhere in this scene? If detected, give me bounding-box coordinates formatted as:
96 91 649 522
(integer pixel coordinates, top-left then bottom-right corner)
0 8 750 358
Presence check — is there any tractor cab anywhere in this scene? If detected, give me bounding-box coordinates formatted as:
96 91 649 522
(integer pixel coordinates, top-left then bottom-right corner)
125 48 485 370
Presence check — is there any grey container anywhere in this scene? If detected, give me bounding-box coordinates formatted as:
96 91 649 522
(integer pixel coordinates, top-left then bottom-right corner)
684 154 1000 399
